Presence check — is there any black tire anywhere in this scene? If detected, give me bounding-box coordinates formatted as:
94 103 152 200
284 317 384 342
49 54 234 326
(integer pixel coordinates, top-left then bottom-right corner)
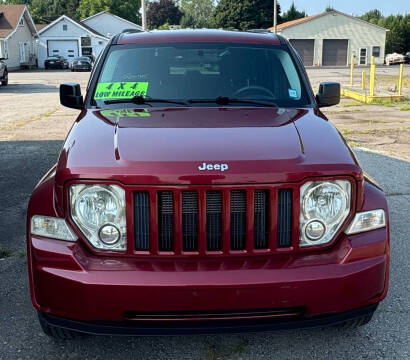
38 312 88 340
1 70 8 86
333 311 374 329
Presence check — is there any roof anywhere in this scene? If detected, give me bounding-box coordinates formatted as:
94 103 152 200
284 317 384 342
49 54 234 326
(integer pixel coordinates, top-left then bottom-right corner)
36 23 47 32
38 15 108 39
269 10 387 32
70 17 105 37
0 4 26 38
117 29 281 46
82 11 143 30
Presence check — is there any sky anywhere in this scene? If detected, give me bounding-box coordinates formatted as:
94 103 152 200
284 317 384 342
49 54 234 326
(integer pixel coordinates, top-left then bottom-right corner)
279 0 409 16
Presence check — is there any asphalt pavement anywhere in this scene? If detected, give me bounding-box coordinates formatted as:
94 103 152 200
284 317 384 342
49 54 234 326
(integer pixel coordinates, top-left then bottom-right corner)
0 143 409 359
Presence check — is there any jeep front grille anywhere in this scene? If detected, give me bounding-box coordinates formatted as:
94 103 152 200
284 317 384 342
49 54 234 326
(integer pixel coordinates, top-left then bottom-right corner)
133 186 295 256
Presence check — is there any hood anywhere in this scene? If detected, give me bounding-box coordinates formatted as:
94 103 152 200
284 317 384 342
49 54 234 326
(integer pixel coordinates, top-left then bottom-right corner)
56 107 362 186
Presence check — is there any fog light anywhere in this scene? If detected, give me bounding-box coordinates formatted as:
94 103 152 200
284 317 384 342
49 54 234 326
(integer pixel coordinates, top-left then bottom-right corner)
99 224 120 245
305 220 326 241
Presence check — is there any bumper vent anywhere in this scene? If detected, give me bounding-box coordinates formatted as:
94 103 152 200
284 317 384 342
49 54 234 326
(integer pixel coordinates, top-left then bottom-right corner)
134 187 294 255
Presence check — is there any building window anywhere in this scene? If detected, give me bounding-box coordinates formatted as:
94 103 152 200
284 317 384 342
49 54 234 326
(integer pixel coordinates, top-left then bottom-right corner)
19 18 24 27
63 24 68 31
372 46 381 57
81 37 91 47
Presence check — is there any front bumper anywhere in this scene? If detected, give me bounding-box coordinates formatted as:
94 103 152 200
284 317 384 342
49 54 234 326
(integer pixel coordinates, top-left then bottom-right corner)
39 303 378 336
29 227 389 329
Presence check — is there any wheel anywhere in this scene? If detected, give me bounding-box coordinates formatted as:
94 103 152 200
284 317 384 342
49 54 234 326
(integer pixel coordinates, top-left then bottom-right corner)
1 70 8 86
38 312 88 340
333 311 374 329
71 69 74 72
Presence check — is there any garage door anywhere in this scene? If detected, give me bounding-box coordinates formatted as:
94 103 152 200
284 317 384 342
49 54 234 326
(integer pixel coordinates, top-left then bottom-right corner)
47 40 79 60
289 39 314 66
322 40 348 66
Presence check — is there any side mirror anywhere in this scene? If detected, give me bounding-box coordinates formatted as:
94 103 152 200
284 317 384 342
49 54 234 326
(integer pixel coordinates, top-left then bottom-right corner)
316 82 340 108
60 83 83 109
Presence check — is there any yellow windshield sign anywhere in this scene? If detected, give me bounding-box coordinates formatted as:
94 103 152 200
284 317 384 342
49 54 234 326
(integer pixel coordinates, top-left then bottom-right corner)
94 82 149 100
100 109 151 118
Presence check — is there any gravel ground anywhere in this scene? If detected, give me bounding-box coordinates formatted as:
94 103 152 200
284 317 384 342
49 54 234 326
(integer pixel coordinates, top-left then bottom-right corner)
0 144 409 360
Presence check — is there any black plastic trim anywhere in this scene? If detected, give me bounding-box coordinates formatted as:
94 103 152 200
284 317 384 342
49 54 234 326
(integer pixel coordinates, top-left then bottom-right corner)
38 303 378 336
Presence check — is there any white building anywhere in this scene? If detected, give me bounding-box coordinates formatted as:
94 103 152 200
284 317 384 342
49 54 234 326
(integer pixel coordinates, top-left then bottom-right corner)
37 15 109 68
0 5 38 70
270 10 388 67
81 11 143 38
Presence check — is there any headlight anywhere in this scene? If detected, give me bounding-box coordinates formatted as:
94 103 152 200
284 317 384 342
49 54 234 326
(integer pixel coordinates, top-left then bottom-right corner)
345 209 386 235
300 180 351 247
31 216 77 241
70 184 127 251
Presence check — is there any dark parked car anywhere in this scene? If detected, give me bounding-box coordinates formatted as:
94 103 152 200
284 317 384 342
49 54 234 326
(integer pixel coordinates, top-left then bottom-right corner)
0 57 8 86
70 56 93 72
404 52 410 64
44 55 69 70
28 30 389 339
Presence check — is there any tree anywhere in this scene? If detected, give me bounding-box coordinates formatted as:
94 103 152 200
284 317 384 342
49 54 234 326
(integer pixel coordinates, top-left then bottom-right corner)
180 0 215 29
77 0 110 20
77 0 141 24
146 0 183 29
3 0 32 5
360 9 383 24
281 2 306 23
30 0 80 22
359 11 410 55
325 6 334 12
214 0 281 31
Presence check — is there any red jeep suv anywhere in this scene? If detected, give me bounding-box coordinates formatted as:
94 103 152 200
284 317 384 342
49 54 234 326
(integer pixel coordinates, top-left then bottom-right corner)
27 30 389 339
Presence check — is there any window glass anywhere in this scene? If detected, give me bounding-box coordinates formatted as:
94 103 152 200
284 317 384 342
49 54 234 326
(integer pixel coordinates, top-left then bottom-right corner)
94 43 309 107
372 46 381 57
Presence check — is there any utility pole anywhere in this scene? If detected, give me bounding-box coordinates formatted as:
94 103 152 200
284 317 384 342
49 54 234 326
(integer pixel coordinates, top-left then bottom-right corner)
141 0 147 31
273 0 277 33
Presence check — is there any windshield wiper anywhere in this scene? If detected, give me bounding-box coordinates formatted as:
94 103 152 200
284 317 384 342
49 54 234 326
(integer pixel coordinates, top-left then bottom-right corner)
188 96 278 107
104 96 189 106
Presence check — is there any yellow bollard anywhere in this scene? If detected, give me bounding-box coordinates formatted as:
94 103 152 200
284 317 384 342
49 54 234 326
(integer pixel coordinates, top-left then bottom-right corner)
361 71 366 90
398 63 403 96
369 56 375 97
350 54 355 86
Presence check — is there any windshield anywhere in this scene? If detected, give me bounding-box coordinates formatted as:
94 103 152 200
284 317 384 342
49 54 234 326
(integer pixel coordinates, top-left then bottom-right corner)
92 42 310 108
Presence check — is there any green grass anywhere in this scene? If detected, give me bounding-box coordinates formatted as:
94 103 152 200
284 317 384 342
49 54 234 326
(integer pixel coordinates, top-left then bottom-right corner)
0 247 12 259
400 105 410 111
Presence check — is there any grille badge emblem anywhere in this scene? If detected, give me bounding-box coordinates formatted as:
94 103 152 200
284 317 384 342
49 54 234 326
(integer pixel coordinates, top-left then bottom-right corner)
198 162 229 172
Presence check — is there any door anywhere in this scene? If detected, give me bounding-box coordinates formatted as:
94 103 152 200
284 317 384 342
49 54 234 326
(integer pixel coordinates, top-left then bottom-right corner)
19 42 27 63
322 39 348 66
289 39 314 66
47 40 79 60
359 48 368 65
